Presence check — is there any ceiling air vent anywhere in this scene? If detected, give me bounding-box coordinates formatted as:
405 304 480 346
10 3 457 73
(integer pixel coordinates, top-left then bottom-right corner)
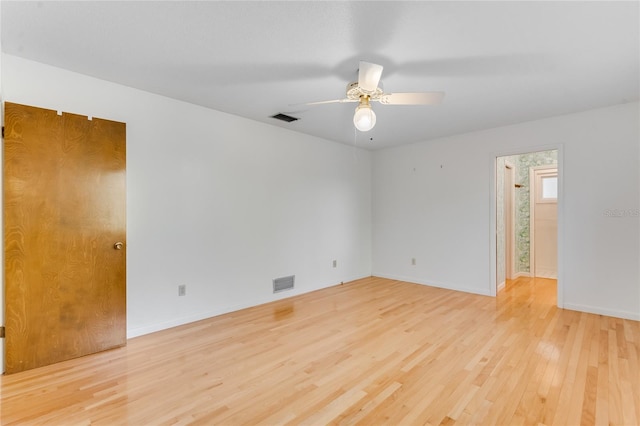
271 113 299 123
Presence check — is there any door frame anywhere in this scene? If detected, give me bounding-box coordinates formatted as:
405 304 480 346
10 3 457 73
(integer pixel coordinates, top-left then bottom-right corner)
496 160 516 292
530 166 558 278
504 161 515 283
489 144 563 309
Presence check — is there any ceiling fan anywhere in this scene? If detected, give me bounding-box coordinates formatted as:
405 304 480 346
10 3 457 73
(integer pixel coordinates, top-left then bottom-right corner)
304 61 445 132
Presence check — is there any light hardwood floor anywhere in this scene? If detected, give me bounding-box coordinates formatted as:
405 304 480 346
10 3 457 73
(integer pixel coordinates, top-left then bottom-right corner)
1 276 638 425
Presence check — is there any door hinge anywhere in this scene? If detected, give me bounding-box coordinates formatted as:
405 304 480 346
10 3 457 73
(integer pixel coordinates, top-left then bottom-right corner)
2 126 4 139
0 326 4 338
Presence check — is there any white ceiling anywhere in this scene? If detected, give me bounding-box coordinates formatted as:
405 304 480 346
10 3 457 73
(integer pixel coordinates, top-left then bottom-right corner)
2 1 638 150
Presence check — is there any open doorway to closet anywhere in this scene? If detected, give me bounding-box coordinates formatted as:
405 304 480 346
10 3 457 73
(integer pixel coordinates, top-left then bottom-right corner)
496 149 558 305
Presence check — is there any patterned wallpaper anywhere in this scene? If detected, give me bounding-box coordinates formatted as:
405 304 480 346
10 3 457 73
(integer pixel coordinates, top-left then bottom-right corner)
496 150 557 285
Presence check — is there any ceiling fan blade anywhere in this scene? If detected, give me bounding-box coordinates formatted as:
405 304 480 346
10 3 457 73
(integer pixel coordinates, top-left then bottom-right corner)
358 61 384 94
378 92 445 105
293 98 356 106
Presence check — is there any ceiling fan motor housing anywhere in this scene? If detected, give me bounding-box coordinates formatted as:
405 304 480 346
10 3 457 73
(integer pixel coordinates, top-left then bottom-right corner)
346 81 385 101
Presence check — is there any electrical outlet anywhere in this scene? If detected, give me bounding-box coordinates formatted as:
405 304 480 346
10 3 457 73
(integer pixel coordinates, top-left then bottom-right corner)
332 260 337 268
411 258 416 266
178 284 186 296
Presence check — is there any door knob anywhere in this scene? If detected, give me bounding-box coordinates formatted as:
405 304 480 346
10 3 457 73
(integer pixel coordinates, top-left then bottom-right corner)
114 242 124 250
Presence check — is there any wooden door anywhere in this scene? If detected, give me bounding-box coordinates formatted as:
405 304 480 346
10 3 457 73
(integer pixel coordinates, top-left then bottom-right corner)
4 102 126 374
532 168 558 279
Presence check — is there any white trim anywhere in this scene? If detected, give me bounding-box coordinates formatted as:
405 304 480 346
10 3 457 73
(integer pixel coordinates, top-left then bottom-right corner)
490 155 498 296
563 303 640 321
534 270 558 279
497 281 506 291
529 167 535 277
513 271 531 278
373 273 491 296
504 161 515 281
557 146 564 308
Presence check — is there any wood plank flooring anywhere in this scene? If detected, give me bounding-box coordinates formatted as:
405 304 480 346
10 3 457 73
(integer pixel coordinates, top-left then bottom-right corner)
1 276 638 425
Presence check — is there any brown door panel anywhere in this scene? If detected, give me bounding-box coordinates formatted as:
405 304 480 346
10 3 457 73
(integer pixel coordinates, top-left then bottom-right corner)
4 103 126 374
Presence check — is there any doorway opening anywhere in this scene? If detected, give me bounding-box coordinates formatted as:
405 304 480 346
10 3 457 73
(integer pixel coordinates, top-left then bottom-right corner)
495 149 559 306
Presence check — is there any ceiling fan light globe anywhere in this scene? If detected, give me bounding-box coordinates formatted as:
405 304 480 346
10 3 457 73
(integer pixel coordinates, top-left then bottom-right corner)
353 105 376 132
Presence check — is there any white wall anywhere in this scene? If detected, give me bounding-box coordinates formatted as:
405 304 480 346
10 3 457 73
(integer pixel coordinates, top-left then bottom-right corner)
373 102 640 320
1 54 372 341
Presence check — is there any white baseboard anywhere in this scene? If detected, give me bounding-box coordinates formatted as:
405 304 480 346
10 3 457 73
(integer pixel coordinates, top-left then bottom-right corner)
563 303 640 321
127 274 369 339
497 281 506 291
127 304 254 339
534 269 557 279
372 273 491 296
512 271 531 278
